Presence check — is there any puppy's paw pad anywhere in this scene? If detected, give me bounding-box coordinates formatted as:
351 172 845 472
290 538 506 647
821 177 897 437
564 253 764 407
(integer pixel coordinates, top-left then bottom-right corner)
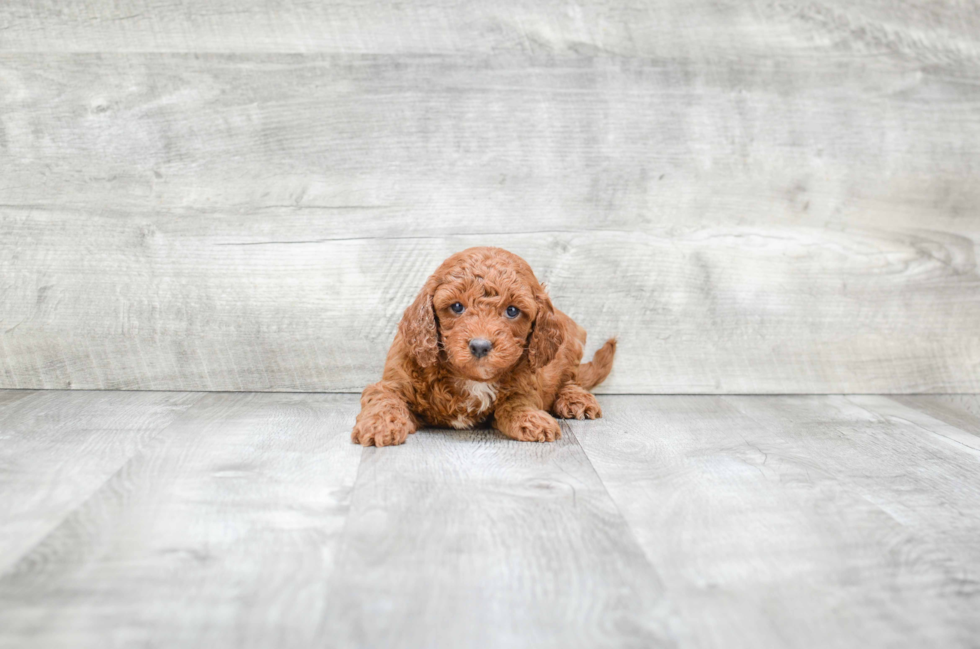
554 391 602 420
511 410 561 442
351 412 413 447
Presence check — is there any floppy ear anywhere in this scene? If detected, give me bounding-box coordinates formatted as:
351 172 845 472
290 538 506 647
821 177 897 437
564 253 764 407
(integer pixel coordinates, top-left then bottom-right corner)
528 289 563 371
397 277 440 368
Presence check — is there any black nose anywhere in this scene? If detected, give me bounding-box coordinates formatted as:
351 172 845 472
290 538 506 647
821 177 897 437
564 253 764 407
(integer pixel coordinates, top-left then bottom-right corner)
468 338 493 359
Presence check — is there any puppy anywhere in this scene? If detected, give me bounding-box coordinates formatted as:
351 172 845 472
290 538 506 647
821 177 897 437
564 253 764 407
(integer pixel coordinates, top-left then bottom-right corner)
352 247 616 446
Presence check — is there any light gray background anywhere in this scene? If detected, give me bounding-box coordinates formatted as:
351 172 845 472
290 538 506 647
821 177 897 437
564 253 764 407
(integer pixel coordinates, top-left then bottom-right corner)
2 0 978 393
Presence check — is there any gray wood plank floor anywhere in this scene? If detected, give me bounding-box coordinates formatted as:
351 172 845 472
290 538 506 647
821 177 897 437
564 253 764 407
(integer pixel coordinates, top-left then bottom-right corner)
0 390 978 648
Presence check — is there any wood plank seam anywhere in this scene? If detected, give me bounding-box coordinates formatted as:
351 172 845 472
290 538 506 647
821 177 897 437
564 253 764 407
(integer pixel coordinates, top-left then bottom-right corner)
0 391 211 579
847 396 980 457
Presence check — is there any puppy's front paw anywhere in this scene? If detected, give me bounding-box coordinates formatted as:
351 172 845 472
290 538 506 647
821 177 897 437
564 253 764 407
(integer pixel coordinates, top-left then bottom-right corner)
506 409 562 443
352 410 414 447
553 387 602 420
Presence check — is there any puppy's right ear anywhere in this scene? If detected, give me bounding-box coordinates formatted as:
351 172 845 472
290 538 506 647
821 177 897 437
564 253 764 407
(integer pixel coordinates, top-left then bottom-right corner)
397 277 439 368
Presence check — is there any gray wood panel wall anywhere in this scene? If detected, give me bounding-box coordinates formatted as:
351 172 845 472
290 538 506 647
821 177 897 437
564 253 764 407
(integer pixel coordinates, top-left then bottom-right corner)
1 1 979 393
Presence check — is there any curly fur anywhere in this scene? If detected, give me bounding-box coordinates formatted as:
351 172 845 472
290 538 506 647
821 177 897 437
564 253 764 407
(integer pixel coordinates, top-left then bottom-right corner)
352 247 617 446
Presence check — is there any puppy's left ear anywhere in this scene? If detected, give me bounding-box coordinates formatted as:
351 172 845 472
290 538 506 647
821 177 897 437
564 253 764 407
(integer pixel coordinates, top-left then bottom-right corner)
528 289 563 370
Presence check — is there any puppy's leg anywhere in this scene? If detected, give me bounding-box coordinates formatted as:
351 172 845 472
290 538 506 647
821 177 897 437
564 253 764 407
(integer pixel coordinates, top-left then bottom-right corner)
493 395 562 443
552 383 602 420
352 382 418 447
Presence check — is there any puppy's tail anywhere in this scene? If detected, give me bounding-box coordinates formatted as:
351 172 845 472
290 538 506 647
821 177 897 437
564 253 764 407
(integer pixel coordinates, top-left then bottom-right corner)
575 338 617 390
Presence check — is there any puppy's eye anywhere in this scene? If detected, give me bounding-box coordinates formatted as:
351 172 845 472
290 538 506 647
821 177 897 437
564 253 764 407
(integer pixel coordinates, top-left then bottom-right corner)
450 302 465 314
505 305 520 319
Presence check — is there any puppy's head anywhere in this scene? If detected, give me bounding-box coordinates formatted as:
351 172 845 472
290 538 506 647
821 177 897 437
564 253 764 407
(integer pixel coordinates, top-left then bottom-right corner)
398 247 562 381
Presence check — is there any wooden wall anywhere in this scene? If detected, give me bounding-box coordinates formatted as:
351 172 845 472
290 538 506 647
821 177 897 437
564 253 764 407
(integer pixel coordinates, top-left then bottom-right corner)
1 1 979 393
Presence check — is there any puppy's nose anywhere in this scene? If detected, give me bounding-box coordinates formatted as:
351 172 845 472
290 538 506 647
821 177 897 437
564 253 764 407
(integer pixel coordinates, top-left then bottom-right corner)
468 338 493 359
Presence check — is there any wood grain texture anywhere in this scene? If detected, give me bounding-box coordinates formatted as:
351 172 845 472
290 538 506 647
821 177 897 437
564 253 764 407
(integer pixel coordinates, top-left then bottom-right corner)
572 395 980 648
0 389 35 410
0 392 363 649
856 395 980 453
3 391 980 647
2 54 979 393
1 0 978 58
2 2 980 393
318 423 677 649
3 207 978 393
893 395 980 435
0 389 201 573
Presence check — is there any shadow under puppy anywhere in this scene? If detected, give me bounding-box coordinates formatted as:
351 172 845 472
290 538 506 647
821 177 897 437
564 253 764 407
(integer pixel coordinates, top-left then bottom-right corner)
353 247 616 446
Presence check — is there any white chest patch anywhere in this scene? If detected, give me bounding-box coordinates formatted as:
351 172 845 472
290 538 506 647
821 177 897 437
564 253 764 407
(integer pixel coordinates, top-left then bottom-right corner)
464 380 498 413
450 380 498 429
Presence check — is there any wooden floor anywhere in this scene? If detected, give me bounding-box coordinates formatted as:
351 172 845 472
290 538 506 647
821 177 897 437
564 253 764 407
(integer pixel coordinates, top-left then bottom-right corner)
0 391 978 648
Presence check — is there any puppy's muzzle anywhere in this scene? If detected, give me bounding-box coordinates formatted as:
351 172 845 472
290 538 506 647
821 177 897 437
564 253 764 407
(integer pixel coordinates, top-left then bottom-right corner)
468 338 493 359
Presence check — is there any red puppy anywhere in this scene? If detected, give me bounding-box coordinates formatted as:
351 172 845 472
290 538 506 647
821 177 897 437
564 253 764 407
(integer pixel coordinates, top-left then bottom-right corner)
352 247 616 446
